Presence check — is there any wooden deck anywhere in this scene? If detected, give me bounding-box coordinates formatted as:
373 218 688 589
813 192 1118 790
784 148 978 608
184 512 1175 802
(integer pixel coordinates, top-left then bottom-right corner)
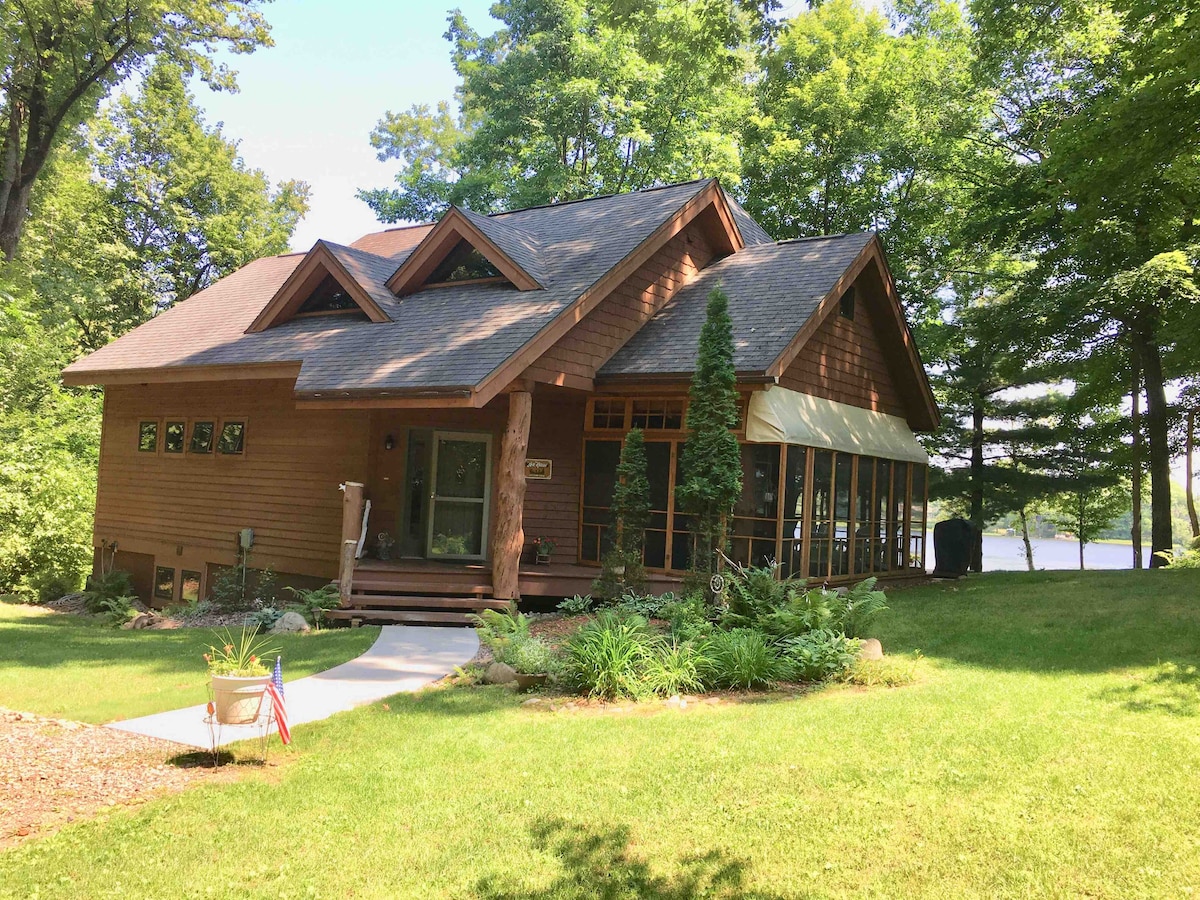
329 557 684 626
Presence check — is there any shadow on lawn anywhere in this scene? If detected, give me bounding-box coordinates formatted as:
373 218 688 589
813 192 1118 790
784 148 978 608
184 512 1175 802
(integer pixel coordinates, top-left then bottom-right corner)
473 818 794 900
1094 662 1200 717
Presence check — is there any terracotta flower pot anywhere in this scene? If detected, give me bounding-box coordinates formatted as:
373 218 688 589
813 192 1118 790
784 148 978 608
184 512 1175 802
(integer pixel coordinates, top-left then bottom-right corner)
210 673 270 725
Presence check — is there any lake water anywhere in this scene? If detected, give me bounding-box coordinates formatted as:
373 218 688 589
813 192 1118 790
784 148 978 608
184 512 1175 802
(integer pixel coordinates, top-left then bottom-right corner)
928 532 1152 572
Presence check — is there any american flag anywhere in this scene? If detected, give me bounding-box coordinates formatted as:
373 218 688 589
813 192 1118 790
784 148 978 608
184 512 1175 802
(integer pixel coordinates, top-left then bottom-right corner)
266 656 291 745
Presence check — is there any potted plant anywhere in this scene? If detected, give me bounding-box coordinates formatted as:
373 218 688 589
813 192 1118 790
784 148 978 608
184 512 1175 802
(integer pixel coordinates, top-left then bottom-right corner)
205 626 279 725
375 531 396 561
533 536 556 565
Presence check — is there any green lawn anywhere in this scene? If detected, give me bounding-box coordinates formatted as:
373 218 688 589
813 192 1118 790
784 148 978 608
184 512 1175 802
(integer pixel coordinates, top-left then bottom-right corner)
0 603 380 722
3 571 1200 898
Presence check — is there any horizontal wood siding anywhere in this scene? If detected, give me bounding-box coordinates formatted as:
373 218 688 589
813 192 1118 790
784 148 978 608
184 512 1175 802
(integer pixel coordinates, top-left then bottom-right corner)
524 222 715 386
95 379 370 580
779 299 906 418
523 392 585 562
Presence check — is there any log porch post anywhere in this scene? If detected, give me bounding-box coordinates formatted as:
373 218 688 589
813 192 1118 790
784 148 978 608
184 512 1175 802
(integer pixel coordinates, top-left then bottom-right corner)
493 390 532 601
338 481 365 600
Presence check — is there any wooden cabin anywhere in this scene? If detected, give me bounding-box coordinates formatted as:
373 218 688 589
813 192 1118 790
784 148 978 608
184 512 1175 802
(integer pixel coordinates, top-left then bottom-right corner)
64 179 939 624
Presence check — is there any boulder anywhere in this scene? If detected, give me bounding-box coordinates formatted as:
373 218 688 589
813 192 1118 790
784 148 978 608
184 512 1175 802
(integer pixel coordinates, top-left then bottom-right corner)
120 613 147 630
858 638 884 661
270 611 311 634
485 662 517 684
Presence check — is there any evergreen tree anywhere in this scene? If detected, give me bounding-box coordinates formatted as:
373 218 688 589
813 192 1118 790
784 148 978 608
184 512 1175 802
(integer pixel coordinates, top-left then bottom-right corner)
593 428 651 599
677 286 742 585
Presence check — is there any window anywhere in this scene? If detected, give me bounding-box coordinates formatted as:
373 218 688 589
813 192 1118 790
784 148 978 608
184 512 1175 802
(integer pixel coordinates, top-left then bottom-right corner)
729 444 781 570
781 446 807 579
808 450 834 578
581 440 621 562
839 286 856 320
590 399 627 430
154 566 175 603
164 421 185 454
297 273 362 314
428 240 502 284
217 421 246 455
180 570 202 604
138 421 159 453
631 399 685 430
189 421 214 454
909 464 927 570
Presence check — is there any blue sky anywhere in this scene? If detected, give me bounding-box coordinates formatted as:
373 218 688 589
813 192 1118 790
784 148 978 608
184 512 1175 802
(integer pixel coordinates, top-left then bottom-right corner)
197 1 499 250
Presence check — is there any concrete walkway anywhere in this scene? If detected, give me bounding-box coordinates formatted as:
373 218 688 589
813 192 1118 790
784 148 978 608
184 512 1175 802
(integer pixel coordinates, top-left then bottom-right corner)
108 625 479 749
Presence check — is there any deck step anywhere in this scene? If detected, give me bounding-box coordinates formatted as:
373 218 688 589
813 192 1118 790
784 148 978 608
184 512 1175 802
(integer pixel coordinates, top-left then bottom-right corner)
349 577 494 596
327 609 475 626
347 594 510 611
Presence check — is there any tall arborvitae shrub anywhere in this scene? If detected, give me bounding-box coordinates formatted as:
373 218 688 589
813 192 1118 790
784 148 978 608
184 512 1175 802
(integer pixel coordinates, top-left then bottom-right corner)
593 429 650 599
677 286 743 587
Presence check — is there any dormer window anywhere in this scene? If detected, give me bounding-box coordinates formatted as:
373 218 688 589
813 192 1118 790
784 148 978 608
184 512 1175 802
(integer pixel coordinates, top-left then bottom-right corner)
427 240 504 285
296 274 366 316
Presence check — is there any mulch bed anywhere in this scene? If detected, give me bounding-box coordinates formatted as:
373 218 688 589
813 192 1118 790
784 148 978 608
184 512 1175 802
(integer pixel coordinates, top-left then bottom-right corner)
0 708 229 848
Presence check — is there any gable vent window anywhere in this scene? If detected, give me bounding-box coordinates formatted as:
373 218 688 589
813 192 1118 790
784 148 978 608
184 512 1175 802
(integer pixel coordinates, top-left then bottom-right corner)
428 239 502 284
839 287 856 321
296 274 362 315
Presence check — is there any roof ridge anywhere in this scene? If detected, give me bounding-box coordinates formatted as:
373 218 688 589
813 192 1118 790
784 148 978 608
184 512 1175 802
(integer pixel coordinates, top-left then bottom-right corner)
487 178 713 219
773 232 873 245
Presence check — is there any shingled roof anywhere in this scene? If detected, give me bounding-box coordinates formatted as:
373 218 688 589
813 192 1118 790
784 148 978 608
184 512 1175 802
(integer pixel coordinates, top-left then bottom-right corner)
601 234 874 379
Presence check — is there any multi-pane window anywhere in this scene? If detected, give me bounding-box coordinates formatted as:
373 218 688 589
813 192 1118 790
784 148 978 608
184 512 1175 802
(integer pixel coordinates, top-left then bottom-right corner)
591 399 627 430
730 444 780 569
630 399 684 430
580 440 620 563
138 421 158 452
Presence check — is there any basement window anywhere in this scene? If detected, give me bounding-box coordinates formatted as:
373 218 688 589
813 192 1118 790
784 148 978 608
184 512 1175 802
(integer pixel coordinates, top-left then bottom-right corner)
180 570 202 604
189 421 214 454
138 421 159 453
154 567 175 603
217 421 246 455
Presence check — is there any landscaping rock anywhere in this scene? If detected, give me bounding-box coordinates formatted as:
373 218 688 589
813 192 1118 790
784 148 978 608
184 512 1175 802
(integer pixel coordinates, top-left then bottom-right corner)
121 613 158 630
859 638 884 661
270 611 311 634
484 662 517 684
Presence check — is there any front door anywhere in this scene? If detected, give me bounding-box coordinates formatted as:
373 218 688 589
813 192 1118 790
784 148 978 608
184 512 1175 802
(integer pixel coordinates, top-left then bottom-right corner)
427 432 492 560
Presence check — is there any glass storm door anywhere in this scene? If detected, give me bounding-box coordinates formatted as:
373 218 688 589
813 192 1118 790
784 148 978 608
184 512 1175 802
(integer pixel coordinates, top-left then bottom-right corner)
426 432 492 560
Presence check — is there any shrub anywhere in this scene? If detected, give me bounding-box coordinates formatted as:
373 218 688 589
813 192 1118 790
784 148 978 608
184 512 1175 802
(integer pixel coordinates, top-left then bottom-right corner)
284 583 341 628
702 628 784 690
778 629 861 682
208 563 278 611
1157 536 1200 569
827 577 888 638
723 562 788 625
245 606 284 630
613 589 674 619
557 594 593 616
32 571 82 604
98 593 138 626
81 569 134 614
564 610 655 699
842 653 921 687
502 633 562 676
661 593 715 643
642 640 708 696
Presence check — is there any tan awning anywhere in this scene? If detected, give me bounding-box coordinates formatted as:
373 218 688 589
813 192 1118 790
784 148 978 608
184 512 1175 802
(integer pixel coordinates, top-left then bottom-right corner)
745 385 929 464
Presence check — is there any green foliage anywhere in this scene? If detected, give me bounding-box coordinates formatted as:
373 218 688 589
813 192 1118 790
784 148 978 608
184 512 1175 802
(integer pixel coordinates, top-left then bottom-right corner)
557 594 594 616
1157 536 1200 570
778 629 861 682
612 590 675 620
661 593 717 643
98 593 139 627
471 604 531 645
843 653 920 687
245 606 284 630
204 626 279 678
564 610 656 699
596 429 652 598
829 577 888 639
359 0 761 219
283 583 342 629
701 628 784 690
81 569 135 615
641 640 708 696
502 634 563 677
208 563 278 612
591 550 648 603
676 287 742 582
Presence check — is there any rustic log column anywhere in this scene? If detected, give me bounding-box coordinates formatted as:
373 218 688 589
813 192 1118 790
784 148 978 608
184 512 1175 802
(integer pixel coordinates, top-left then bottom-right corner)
339 482 365 599
493 390 532 601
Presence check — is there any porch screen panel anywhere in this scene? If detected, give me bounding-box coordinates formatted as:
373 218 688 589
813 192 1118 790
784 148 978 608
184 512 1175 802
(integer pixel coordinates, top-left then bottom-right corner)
782 446 807 579
909 464 927 571
853 458 875 575
581 440 621 563
670 441 692 572
890 461 909 570
875 459 892 572
643 442 672 569
809 450 834 578
832 453 853 577
731 444 780 569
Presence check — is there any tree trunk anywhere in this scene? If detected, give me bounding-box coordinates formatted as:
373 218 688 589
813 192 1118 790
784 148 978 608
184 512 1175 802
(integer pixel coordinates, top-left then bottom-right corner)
1077 495 1086 571
1187 408 1199 539
0 102 22 241
1018 507 1034 572
1131 354 1143 568
969 395 985 573
1133 333 1173 566
492 390 532 601
0 174 34 261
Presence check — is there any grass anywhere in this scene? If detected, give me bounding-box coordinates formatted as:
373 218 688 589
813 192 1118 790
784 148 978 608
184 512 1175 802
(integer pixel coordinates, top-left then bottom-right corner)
0 602 380 723
3 570 1200 898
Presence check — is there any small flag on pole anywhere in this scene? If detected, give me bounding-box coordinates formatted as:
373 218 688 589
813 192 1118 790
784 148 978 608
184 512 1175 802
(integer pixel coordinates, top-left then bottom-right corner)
266 656 290 745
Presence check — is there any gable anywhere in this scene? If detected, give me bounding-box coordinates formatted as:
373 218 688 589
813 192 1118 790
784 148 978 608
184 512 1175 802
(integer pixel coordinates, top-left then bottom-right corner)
245 242 393 333
522 217 718 390
386 207 544 296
